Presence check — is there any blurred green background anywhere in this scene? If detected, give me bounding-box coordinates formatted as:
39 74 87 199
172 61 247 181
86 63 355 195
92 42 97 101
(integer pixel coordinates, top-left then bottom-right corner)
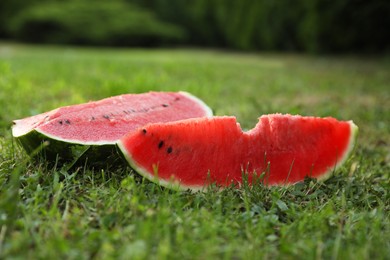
1 0 389 53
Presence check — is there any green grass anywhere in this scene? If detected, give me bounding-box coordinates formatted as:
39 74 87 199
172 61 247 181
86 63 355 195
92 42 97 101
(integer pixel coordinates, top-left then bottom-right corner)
0 43 389 259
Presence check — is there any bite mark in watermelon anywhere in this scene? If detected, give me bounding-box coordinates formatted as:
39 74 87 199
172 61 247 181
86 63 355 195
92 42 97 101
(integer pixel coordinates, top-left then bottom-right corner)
118 114 358 190
12 91 212 164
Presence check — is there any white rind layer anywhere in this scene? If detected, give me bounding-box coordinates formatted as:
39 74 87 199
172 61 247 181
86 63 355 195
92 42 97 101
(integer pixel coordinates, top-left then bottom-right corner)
12 125 25 138
12 110 55 137
178 91 213 117
35 128 118 145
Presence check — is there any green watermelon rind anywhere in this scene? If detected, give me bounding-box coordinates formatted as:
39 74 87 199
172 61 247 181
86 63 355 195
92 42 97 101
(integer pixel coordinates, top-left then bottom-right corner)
15 130 125 167
118 119 359 191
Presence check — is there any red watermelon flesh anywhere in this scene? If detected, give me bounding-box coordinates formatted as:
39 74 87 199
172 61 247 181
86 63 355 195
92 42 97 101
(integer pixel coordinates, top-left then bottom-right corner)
119 114 358 190
12 91 212 145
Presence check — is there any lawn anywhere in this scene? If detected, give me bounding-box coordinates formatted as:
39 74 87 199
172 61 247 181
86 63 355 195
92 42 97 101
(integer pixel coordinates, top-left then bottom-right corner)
0 43 389 259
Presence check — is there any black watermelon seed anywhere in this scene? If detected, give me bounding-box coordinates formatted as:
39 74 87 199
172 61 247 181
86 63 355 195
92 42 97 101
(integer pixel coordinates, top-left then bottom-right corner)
103 115 110 119
167 147 173 154
65 120 71 124
91 116 95 120
142 129 147 134
162 104 169 107
59 120 63 125
158 141 164 149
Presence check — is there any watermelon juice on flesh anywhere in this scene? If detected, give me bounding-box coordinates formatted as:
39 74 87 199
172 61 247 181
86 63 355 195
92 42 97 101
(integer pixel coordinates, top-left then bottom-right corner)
12 91 212 163
119 114 358 190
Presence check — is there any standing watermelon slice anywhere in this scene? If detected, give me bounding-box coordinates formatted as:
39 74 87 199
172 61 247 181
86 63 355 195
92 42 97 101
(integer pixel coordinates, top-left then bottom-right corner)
118 114 358 190
12 91 212 165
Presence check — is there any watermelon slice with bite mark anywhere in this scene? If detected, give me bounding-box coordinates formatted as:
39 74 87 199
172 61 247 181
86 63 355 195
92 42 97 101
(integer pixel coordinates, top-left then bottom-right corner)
12 91 212 165
118 114 358 190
